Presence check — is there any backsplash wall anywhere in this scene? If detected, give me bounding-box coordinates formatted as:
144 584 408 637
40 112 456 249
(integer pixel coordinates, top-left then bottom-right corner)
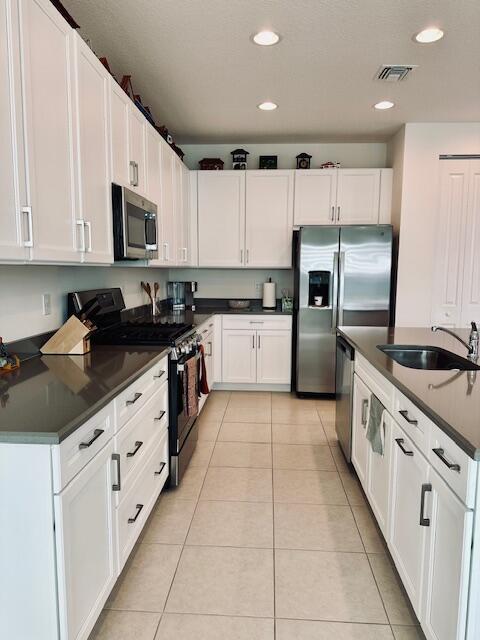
0 265 168 343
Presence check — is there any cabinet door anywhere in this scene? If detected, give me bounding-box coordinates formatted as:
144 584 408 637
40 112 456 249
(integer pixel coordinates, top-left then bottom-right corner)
73 34 112 264
256 330 291 385
145 123 161 209
54 441 116 640
245 170 294 268
198 171 245 267
222 329 257 383
367 411 392 536
173 155 185 265
351 374 370 488
20 0 77 262
157 139 175 264
128 104 146 194
0 0 27 260
294 169 337 225
181 161 191 265
460 161 480 326
336 169 381 224
422 472 473 640
389 421 429 617
109 78 130 186
431 160 470 327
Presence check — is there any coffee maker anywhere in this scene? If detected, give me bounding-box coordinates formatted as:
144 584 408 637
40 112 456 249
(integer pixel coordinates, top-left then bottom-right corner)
167 281 197 311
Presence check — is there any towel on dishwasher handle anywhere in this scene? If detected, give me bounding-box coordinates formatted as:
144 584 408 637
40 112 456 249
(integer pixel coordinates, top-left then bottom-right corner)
366 393 385 456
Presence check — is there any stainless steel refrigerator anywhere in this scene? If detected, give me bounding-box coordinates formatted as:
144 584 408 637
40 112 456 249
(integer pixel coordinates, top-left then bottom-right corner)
293 225 393 395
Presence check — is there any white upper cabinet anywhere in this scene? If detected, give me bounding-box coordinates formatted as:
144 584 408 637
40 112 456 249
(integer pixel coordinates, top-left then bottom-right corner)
198 171 245 267
145 123 161 208
180 160 191 265
173 155 186 265
19 0 77 262
336 168 381 224
152 137 176 265
109 78 130 187
294 169 337 225
245 170 294 268
128 104 146 194
73 34 112 264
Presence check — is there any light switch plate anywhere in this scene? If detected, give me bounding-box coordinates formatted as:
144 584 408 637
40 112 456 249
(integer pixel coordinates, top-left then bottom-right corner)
42 293 51 316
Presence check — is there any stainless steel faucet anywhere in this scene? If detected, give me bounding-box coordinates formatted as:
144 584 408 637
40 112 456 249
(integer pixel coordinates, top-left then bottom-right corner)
431 321 479 361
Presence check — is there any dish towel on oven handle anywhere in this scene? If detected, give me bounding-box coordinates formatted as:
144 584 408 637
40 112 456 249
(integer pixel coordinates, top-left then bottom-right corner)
366 392 385 456
198 343 210 395
185 354 199 417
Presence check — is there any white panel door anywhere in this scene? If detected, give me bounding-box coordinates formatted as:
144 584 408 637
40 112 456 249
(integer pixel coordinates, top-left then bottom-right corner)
198 171 245 267
431 160 470 327
54 442 116 640
73 34 112 264
109 78 130 187
222 329 257 383
155 139 175 265
351 374 370 488
181 161 191 265
389 421 430 617
0 0 28 260
294 169 337 225
128 104 146 194
460 161 480 326
245 170 294 268
173 155 185 265
422 472 473 640
336 169 381 224
20 0 78 262
256 330 291 384
145 123 161 210
367 410 392 536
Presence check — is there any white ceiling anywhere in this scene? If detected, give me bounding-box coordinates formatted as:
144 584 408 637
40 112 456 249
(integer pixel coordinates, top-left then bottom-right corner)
63 0 480 143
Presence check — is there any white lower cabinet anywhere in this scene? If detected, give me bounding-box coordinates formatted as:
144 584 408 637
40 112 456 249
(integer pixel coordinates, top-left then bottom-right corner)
351 374 370 487
256 330 291 385
54 440 116 640
222 329 257 383
367 411 392 536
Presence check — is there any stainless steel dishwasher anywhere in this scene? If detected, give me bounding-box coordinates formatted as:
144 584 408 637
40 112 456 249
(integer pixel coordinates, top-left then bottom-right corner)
335 335 355 462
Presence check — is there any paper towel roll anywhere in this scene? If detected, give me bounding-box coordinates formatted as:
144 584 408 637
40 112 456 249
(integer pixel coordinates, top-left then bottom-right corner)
262 281 276 309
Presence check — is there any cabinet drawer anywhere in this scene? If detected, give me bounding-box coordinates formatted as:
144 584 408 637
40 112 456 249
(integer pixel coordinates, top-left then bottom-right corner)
393 388 431 455
428 423 477 508
355 353 394 412
222 314 292 331
116 429 169 571
115 356 168 432
114 381 168 504
52 402 114 493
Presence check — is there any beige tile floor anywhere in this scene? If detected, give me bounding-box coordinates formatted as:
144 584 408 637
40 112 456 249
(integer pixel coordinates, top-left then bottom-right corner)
89 391 426 640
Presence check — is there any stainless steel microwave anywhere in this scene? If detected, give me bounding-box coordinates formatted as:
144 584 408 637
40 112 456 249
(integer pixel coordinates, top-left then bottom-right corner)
112 184 158 260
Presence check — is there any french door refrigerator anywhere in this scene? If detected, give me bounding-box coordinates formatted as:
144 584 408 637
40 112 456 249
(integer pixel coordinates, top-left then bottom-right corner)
293 225 393 395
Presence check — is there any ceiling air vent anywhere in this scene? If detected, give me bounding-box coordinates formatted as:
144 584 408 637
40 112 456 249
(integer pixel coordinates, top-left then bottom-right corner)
376 65 417 82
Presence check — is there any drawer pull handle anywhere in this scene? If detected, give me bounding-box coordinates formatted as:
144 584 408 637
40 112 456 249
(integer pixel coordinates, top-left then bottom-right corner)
79 429 104 450
154 370 165 379
126 392 142 406
126 441 143 458
399 409 418 426
432 447 461 472
361 399 369 427
128 503 144 524
155 410 166 421
395 437 414 457
420 483 432 527
112 453 121 491
154 461 166 476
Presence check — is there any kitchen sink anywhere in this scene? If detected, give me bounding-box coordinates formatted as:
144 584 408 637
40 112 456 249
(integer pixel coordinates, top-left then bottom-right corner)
377 344 480 371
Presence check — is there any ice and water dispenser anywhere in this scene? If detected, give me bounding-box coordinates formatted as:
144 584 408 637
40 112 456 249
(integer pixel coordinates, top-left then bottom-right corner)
308 270 331 307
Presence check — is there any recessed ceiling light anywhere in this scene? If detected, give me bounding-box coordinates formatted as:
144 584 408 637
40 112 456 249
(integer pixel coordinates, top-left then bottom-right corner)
414 27 444 43
258 101 278 111
374 100 395 110
252 30 280 46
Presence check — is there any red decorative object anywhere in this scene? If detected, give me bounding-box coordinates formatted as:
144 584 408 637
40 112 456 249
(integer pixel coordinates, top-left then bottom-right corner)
199 158 224 170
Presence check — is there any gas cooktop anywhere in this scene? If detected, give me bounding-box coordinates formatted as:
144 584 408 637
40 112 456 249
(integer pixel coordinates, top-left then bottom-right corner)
92 321 193 346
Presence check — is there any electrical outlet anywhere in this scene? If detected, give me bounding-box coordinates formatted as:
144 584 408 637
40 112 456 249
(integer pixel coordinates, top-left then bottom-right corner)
255 282 262 293
42 293 51 316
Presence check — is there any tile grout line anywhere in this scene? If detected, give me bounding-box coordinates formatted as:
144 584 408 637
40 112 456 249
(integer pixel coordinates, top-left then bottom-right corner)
269 397 276 639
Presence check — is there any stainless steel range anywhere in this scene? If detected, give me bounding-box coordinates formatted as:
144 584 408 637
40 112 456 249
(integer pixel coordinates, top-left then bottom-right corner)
67 287 201 486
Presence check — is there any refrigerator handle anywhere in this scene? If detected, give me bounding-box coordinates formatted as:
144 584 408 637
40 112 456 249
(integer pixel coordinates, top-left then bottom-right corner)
332 251 339 332
338 251 346 326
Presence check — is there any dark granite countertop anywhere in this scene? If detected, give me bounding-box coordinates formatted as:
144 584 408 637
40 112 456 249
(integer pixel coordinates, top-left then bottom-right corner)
338 326 480 460
193 298 292 316
0 346 169 445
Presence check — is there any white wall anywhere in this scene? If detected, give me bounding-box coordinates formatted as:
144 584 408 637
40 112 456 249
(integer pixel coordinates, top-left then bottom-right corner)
182 142 387 170
395 123 480 327
0 265 168 343
168 268 294 300
386 126 405 236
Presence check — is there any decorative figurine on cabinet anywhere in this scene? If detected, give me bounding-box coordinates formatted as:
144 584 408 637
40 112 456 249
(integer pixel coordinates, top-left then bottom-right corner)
199 158 224 170
259 155 277 169
296 153 312 169
231 148 249 170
